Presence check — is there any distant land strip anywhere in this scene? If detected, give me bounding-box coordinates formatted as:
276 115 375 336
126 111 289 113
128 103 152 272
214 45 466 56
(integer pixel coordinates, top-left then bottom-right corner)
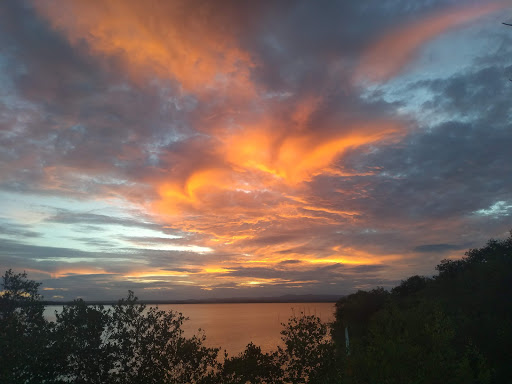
43 294 343 306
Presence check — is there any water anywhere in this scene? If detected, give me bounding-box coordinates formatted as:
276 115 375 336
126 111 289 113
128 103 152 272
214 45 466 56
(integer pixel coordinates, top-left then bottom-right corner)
44 302 335 356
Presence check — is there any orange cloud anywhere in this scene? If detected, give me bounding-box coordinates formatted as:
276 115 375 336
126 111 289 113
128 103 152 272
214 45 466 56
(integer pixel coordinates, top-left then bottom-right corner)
31 1 417 286
222 118 402 184
34 0 254 95
146 90 405 269
355 1 509 83
156 168 233 213
150 116 402 247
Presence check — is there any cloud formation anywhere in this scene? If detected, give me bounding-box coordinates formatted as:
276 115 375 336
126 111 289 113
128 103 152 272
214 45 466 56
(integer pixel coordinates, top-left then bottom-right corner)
354 1 510 83
0 0 511 300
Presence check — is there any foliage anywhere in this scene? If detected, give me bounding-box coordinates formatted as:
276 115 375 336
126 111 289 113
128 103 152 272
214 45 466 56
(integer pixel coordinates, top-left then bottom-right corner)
51 300 115 383
333 232 512 383
278 313 340 384
332 286 390 356
0 269 53 384
51 291 220 384
105 291 219 384
391 275 431 297
346 301 491 384
0 269 44 319
0 271 220 384
217 312 341 384
219 342 283 384
0 271 340 384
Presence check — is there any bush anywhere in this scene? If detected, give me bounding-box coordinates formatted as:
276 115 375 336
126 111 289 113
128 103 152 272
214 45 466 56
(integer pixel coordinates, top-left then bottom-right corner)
52 291 220 384
1 270 341 384
333 232 512 383
278 313 340 384
0 271 220 384
0 270 53 383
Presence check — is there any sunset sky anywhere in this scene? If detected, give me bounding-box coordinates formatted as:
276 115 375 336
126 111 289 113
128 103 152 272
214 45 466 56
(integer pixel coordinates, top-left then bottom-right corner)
1 0 511 301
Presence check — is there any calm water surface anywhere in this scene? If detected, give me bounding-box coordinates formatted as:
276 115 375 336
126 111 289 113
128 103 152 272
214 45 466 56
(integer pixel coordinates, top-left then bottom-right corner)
44 302 335 356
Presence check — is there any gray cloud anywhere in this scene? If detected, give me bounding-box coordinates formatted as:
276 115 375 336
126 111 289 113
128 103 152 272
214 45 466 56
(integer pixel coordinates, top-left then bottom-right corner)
226 263 389 282
413 243 466 253
0 222 40 238
45 211 162 231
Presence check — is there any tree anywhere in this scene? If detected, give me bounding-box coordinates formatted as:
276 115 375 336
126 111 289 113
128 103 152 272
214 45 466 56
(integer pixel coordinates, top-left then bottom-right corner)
358 302 490 384
332 232 512 383
0 270 54 383
105 291 219 384
219 342 283 384
51 300 114 383
51 291 220 384
278 313 340 384
332 287 390 355
0 270 221 383
391 275 430 297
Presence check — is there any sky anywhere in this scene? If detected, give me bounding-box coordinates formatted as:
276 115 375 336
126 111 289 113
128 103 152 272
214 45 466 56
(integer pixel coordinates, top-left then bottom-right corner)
1 0 511 301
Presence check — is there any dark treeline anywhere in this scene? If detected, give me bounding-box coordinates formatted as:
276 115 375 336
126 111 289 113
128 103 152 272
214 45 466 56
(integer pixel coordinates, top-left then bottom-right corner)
1 233 511 383
333 232 512 384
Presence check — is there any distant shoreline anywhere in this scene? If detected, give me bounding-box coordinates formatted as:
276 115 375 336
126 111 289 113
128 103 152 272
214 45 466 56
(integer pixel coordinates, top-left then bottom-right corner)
43 294 342 306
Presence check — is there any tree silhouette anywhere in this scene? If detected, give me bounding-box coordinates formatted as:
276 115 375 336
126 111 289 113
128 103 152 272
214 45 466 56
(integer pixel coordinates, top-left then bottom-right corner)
51 291 220 384
278 313 340 384
0 270 53 383
333 232 512 383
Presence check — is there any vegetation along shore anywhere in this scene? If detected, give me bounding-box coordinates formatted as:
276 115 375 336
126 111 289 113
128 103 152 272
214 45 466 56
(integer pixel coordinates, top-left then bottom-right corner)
1 233 511 383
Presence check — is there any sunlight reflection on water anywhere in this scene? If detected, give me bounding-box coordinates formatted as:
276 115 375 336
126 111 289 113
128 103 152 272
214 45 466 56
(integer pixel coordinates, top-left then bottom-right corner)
44 302 335 356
